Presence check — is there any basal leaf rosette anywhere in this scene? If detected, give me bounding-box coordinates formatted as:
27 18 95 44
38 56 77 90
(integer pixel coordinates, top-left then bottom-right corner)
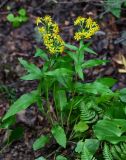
74 16 100 40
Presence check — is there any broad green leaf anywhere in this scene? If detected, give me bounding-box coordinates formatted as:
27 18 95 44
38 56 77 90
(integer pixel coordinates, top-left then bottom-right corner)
18 8 26 16
3 90 38 120
96 77 117 87
33 135 49 151
65 43 78 51
84 139 99 155
119 88 126 102
34 48 49 61
75 82 112 95
111 8 121 18
93 119 126 144
75 64 84 80
82 59 108 69
35 157 46 160
56 155 67 160
75 139 99 156
105 101 125 119
74 121 89 133
7 13 15 22
75 140 84 153
19 58 42 80
54 90 67 111
51 124 66 148
105 0 121 18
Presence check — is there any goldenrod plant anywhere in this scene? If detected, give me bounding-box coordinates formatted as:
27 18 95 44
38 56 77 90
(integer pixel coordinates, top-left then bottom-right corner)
2 15 126 159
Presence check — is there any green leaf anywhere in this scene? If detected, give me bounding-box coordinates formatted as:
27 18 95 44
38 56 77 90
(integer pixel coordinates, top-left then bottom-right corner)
75 64 84 80
82 47 97 55
3 90 38 120
19 58 42 80
111 8 121 18
65 50 78 63
82 59 108 69
96 77 117 87
12 20 20 28
93 119 126 144
16 16 28 22
105 0 121 18
7 13 15 22
84 139 99 155
18 8 26 16
56 155 67 160
54 90 67 111
75 140 84 153
21 73 42 81
78 51 84 64
35 157 46 160
33 135 49 151
45 68 72 77
51 124 66 148
34 48 49 61
119 88 126 102
74 121 89 133
75 81 112 95
75 139 99 158
1 116 16 128
65 43 78 51
105 101 125 119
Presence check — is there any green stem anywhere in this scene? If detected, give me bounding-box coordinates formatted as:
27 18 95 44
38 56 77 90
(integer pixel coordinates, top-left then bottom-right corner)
37 80 53 124
67 103 73 128
61 112 63 127
53 83 58 121
46 82 54 125
37 80 45 112
68 115 79 140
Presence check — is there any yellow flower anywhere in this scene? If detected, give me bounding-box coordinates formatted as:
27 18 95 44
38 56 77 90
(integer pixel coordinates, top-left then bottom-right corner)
85 17 93 28
43 15 52 23
43 33 64 54
38 27 45 35
74 32 82 41
36 17 42 26
52 23 59 34
36 15 64 54
74 16 100 41
74 16 85 25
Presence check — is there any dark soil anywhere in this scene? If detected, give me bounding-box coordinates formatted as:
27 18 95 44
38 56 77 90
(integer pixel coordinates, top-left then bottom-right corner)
0 0 126 159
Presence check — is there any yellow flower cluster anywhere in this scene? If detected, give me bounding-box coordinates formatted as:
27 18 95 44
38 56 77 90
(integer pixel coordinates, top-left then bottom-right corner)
36 16 64 54
43 33 64 54
74 17 100 41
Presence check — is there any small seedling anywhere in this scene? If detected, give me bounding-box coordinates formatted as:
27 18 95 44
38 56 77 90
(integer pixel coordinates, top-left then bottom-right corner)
7 8 28 27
